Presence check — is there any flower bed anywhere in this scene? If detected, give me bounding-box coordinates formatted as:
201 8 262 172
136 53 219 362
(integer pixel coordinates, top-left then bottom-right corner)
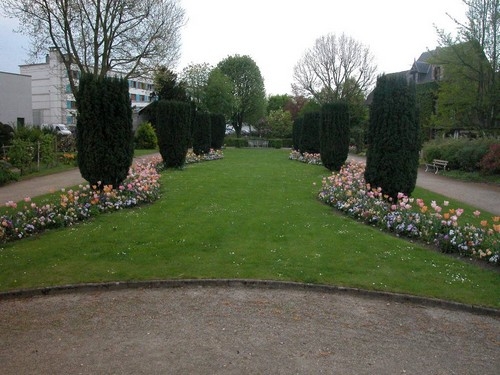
289 150 322 165
0 157 162 243
185 149 224 164
318 161 500 265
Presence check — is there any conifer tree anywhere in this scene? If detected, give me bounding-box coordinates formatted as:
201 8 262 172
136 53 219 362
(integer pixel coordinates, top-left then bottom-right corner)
210 113 226 150
192 111 211 155
320 102 350 171
76 73 133 188
301 111 321 154
156 100 191 168
364 74 420 199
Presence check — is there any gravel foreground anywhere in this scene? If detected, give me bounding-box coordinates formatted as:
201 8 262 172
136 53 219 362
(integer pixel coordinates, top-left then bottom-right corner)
1 285 499 374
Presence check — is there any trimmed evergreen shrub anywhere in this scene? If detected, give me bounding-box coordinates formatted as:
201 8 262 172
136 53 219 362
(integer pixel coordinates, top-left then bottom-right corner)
320 102 350 171
156 100 191 168
76 73 134 188
135 122 158 149
268 139 283 149
364 74 420 199
224 138 248 148
192 111 212 155
210 113 226 150
292 117 303 151
301 112 321 154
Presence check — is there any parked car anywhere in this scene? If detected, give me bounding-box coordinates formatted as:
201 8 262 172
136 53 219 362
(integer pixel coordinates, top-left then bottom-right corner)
41 123 72 136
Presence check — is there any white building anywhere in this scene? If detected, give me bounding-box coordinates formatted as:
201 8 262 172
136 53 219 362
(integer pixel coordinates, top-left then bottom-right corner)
0 71 33 126
20 48 154 129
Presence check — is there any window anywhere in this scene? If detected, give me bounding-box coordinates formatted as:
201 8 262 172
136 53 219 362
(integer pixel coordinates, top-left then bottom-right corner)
67 116 74 124
66 84 72 93
66 100 77 109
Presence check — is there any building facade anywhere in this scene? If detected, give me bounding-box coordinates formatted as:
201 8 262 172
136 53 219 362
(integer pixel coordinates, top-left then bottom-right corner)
0 71 33 126
20 48 154 129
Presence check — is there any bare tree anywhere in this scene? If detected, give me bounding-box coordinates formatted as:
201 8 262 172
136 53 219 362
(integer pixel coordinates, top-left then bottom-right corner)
1 0 186 95
292 33 377 104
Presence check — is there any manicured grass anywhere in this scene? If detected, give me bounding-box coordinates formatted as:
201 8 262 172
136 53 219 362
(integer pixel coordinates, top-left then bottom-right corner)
0 148 498 308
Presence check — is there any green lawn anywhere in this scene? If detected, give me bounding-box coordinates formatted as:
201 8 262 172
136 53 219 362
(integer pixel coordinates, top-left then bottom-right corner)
0 148 498 308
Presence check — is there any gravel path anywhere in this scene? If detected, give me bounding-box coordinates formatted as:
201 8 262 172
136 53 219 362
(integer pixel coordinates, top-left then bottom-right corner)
1 284 499 375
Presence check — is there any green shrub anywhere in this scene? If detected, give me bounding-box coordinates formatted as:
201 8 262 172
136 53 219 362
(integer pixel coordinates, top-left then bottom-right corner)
320 102 350 171
192 111 211 155
225 137 248 148
135 122 158 149
268 139 283 149
422 138 495 172
76 73 134 188
210 113 226 150
8 138 34 174
301 112 321 153
39 133 57 167
0 160 19 185
156 100 191 168
292 117 303 151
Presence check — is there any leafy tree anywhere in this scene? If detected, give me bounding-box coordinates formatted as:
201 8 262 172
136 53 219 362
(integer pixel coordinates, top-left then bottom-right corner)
76 73 134 188
192 111 211 155
156 100 191 168
204 68 235 121
135 122 158 149
180 62 212 110
1 0 186 97
284 95 309 121
434 0 499 130
292 33 377 104
267 94 290 114
217 55 266 137
320 102 350 171
364 75 420 199
301 111 321 153
210 113 226 150
267 109 293 138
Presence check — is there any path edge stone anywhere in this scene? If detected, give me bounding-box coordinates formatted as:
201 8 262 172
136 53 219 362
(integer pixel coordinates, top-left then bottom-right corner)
0 279 498 317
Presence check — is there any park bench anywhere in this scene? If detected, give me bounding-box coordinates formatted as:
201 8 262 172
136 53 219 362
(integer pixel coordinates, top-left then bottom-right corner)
247 139 268 148
425 159 448 174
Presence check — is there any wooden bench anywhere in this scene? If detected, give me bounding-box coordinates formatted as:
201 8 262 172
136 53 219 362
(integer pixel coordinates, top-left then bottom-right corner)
425 159 448 174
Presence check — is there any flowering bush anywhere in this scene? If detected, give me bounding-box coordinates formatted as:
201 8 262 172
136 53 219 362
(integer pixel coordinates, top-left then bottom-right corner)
318 161 500 265
0 157 162 243
289 150 322 165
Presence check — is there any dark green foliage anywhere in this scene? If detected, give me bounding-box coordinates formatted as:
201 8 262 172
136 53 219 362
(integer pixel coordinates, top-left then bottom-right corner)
268 139 283 149
224 138 248 148
192 111 212 155
7 138 33 174
320 102 350 171
0 160 19 185
0 123 14 148
210 113 226 150
292 117 303 151
156 100 191 168
364 75 420 198
76 73 134 188
135 122 158 149
301 112 321 153
422 138 495 172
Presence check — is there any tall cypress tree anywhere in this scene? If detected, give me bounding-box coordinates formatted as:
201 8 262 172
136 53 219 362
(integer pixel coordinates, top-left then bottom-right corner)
292 117 304 151
320 102 350 171
301 111 321 154
76 73 134 188
156 100 191 168
210 113 226 150
364 74 420 199
192 111 212 155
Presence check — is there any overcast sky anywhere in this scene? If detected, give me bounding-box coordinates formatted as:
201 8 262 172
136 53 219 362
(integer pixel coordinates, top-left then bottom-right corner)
0 0 467 95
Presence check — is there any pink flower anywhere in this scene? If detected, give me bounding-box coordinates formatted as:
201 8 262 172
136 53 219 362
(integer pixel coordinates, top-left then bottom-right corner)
473 210 481 217
24 197 31 203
